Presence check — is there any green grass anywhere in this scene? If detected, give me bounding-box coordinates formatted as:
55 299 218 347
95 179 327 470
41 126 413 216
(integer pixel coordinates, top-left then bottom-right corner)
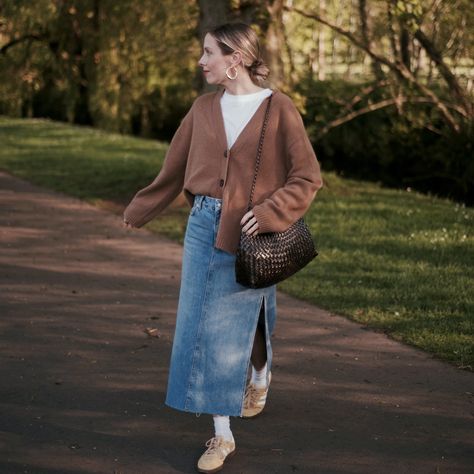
1 116 473 370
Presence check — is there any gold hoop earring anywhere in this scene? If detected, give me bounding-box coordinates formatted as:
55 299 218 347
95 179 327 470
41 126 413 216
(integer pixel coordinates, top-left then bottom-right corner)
225 66 238 80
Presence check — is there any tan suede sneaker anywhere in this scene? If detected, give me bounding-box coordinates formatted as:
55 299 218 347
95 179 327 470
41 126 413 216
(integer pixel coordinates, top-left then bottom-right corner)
242 371 272 418
197 436 236 473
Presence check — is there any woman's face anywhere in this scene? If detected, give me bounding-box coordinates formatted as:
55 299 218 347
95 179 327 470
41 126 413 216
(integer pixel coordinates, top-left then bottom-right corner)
198 33 237 85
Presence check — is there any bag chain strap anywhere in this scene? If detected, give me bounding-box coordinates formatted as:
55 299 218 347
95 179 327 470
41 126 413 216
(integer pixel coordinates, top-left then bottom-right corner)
246 93 273 212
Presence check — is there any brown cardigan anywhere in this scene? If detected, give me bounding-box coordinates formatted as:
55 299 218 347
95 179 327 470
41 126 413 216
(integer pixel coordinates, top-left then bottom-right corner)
123 88 323 255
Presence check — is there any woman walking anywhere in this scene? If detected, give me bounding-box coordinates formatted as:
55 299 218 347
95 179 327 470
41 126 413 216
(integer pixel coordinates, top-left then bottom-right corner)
123 22 322 473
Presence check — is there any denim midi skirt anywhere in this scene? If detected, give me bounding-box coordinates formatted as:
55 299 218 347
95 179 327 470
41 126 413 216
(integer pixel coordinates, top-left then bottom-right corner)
165 195 277 417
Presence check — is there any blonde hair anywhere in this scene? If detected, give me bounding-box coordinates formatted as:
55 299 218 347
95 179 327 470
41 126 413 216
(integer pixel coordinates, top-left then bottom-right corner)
207 22 270 85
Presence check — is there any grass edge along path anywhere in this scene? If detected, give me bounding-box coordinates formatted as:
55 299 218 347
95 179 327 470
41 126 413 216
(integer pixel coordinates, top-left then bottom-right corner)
0 116 472 370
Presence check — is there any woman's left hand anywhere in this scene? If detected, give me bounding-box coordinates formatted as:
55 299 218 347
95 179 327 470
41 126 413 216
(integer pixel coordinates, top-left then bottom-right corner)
240 210 259 236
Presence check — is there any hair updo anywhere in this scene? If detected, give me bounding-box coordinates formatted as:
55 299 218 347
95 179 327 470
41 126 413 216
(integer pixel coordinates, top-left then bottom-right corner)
206 22 270 85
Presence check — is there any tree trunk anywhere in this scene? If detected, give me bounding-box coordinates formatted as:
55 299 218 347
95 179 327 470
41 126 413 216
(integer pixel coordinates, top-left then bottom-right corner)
71 16 92 125
399 24 411 71
317 0 326 81
197 0 231 92
282 15 297 87
197 0 231 41
264 0 286 89
357 0 384 79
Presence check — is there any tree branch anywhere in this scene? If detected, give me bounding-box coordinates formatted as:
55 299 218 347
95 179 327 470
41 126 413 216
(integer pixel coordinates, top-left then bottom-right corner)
414 28 472 116
341 79 391 113
284 4 463 132
0 33 47 55
315 96 467 140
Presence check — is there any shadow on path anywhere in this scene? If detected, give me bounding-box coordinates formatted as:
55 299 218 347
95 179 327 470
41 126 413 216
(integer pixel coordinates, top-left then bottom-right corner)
0 171 472 473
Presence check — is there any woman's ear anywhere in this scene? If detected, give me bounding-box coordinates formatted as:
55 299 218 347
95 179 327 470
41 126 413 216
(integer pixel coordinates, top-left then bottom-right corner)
231 50 242 67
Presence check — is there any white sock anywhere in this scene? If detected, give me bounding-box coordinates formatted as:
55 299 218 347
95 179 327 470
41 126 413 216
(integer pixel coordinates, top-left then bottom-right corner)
213 415 234 442
251 362 268 389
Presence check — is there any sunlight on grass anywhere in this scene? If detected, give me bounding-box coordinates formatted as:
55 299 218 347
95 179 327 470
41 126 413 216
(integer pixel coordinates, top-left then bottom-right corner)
1 116 472 369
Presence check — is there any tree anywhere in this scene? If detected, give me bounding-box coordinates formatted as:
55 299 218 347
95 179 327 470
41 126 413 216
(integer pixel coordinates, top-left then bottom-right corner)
284 0 473 134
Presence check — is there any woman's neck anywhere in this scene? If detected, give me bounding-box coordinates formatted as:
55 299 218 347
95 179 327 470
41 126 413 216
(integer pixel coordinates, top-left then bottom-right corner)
223 76 265 95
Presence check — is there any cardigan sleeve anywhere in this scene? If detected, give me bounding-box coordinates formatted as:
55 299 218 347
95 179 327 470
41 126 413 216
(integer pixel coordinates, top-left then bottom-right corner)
123 104 194 227
251 101 323 233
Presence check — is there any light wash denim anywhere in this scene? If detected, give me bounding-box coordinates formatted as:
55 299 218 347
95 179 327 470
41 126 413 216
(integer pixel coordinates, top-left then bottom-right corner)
165 195 277 416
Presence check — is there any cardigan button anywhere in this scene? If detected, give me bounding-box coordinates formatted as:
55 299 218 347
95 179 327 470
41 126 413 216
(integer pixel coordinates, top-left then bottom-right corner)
219 179 224 187
223 150 228 158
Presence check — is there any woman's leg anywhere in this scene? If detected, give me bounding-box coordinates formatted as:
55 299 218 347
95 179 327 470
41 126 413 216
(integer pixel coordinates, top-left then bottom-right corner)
197 416 235 473
213 415 234 441
251 303 267 369
250 326 268 390
250 304 268 387
243 303 272 418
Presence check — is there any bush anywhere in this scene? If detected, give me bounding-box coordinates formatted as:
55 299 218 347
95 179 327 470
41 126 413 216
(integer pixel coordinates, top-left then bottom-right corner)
298 79 474 205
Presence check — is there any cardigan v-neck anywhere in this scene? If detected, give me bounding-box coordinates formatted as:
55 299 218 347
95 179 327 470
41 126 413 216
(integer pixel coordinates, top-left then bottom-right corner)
123 87 323 255
219 88 273 151
213 88 275 156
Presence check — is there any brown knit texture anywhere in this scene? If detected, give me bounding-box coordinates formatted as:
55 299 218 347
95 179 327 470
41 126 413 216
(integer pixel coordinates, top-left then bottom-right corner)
123 88 323 255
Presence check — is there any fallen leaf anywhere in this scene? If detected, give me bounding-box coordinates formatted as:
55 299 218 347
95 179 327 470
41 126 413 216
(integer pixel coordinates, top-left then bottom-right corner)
145 327 160 338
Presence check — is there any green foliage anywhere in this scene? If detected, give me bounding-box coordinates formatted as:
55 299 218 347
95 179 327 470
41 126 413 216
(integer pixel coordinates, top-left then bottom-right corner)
0 0 199 135
1 0 473 202
392 0 423 31
296 78 474 205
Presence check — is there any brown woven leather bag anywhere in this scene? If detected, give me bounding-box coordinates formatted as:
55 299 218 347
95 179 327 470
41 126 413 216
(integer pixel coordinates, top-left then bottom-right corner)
235 93 318 289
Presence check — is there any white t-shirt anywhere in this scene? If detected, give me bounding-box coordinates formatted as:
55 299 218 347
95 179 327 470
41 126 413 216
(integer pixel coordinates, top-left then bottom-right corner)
220 88 273 149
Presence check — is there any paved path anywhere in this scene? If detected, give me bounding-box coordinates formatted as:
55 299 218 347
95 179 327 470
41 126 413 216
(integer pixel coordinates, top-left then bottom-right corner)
0 171 472 474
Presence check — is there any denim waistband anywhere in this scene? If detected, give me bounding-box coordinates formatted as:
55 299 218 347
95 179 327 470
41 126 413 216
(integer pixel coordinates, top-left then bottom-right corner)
193 194 222 211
